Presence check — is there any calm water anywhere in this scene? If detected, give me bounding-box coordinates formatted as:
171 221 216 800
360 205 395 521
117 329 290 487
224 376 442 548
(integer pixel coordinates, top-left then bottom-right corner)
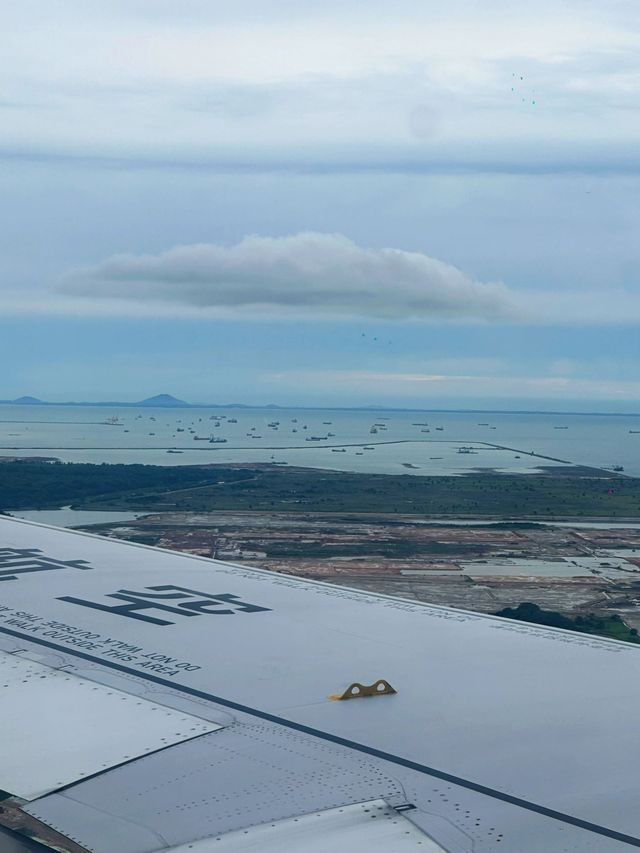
10 511 640 530
9 508 143 528
0 404 638 477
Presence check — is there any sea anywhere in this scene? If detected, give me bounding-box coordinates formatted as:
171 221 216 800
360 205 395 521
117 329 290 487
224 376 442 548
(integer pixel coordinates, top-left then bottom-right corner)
0 404 638 478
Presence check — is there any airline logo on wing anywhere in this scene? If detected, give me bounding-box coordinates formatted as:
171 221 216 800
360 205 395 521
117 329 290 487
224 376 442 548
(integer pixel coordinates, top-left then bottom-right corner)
0 547 93 581
59 585 271 626
0 549 271 626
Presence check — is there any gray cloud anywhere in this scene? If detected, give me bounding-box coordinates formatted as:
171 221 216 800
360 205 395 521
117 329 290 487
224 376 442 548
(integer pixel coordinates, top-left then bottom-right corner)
62 232 514 321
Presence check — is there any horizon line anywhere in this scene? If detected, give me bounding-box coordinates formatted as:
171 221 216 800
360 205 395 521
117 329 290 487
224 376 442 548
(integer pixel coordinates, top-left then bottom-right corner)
2 397 640 418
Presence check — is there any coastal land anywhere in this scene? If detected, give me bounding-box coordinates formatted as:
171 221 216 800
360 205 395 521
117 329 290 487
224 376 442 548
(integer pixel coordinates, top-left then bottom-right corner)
3 459 640 644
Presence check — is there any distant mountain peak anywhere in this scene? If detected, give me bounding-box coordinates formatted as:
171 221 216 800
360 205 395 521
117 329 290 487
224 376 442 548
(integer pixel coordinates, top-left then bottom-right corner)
12 395 44 404
137 394 188 407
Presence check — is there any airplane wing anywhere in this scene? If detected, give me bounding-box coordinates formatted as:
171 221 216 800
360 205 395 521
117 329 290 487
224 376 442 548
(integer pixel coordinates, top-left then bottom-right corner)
0 515 639 852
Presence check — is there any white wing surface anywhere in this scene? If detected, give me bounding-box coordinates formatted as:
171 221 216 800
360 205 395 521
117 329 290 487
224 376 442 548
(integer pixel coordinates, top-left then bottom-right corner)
0 515 639 852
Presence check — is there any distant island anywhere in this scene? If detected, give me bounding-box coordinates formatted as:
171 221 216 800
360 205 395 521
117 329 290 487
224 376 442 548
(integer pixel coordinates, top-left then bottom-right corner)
0 393 290 410
1 395 640 417
3 394 194 409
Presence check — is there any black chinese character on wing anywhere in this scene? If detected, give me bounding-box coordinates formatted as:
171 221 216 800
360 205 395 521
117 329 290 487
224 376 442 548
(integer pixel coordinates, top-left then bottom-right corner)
58 584 271 625
0 548 92 582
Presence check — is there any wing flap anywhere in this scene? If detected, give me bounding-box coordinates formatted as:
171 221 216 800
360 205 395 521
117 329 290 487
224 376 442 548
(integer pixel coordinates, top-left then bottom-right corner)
165 801 445 852
0 651 220 800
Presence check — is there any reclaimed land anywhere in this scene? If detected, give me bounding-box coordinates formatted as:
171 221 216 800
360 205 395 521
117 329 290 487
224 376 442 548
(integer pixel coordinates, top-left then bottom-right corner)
1 460 639 518
76 509 640 646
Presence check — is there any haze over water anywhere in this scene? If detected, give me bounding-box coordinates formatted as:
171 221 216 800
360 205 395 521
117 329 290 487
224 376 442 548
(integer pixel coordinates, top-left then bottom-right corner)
1 404 638 477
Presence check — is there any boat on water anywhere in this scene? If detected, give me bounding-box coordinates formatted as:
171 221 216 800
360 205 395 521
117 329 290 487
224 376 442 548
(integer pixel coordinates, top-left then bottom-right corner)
103 416 122 426
331 448 346 453
209 437 227 444
370 426 378 434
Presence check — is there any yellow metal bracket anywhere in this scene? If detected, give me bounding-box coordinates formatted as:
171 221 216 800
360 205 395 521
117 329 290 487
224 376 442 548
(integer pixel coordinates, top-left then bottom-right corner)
330 679 397 701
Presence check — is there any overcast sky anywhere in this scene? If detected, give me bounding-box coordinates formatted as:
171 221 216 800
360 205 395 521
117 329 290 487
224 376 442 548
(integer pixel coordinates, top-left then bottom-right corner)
2 0 639 409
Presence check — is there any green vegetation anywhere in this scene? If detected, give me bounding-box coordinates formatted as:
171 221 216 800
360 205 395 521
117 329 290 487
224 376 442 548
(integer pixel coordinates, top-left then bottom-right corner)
496 602 640 644
1 460 639 517
0 462 253 510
